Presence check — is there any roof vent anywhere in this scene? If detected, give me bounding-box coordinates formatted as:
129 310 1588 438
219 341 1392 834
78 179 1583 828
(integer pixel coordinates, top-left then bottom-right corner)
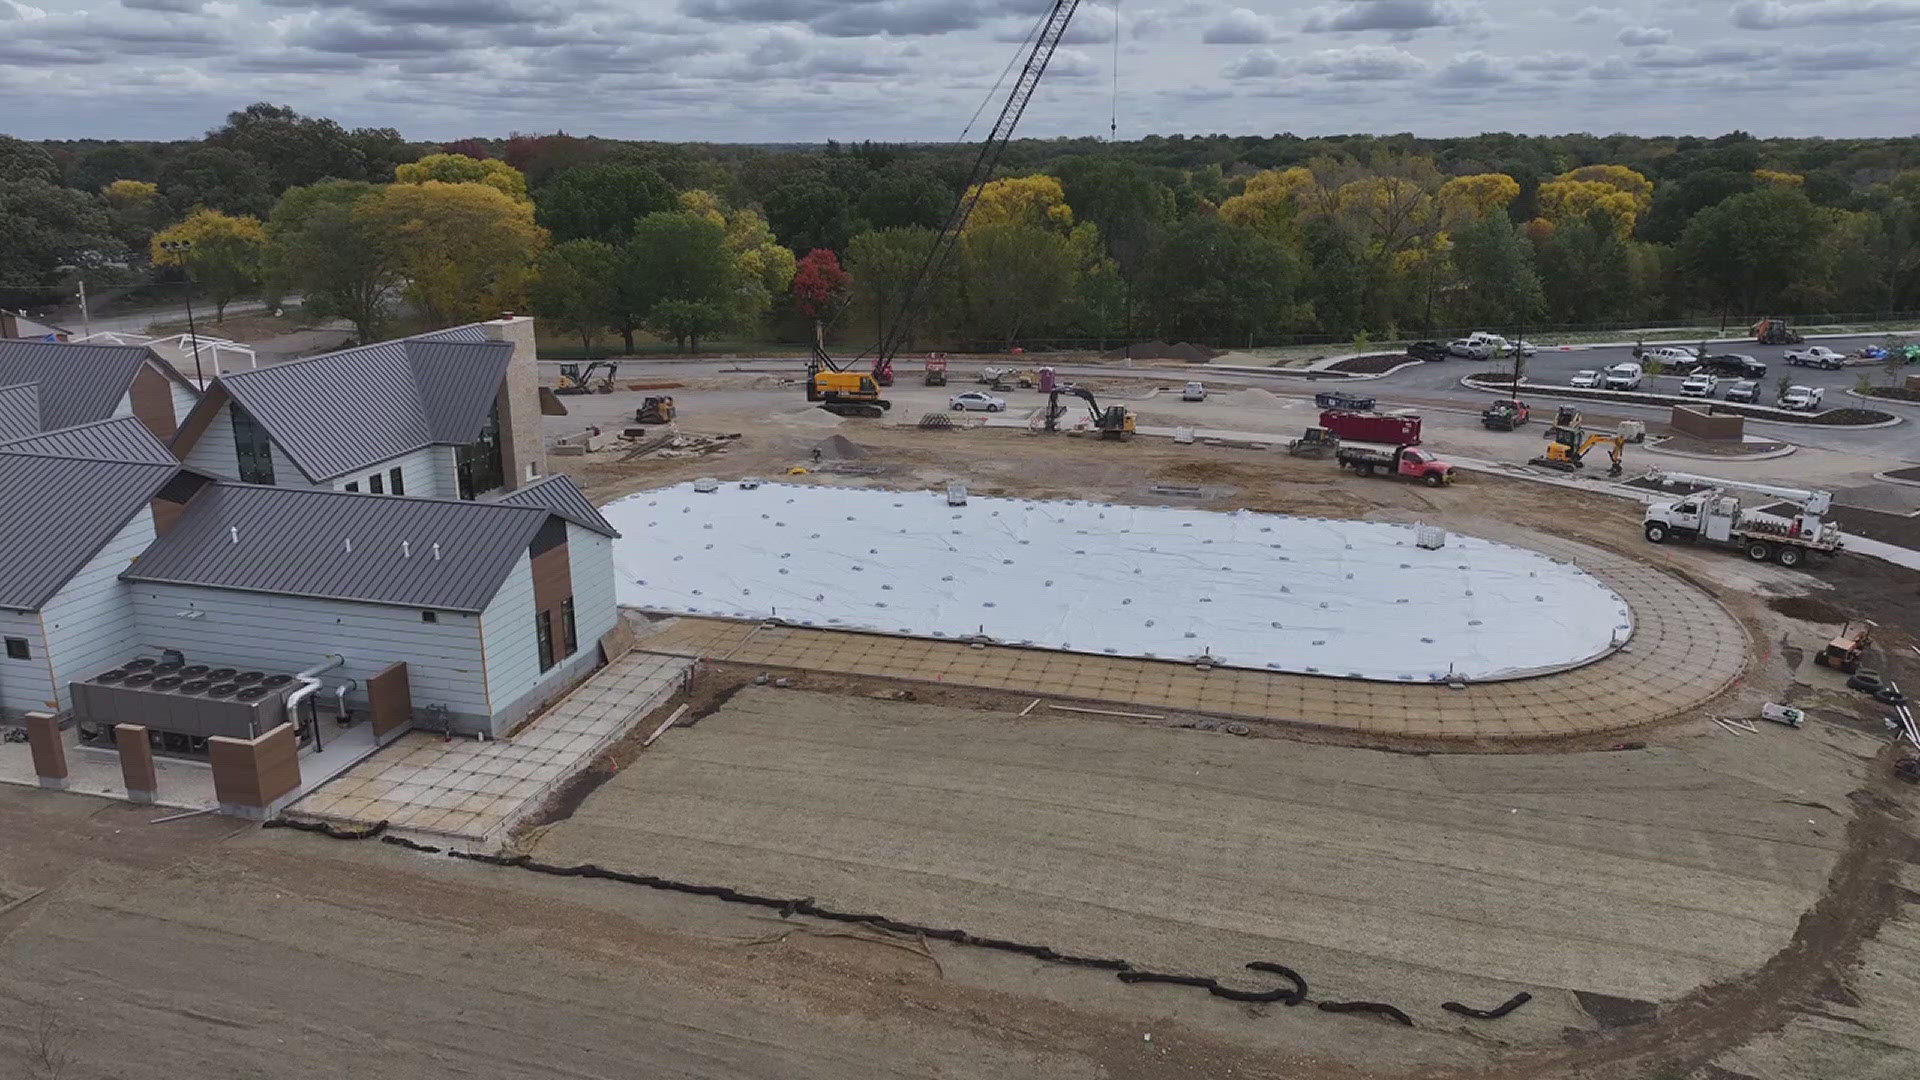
343 537 353 554
431 542 441 561
229 526 239 545
401 540 411 559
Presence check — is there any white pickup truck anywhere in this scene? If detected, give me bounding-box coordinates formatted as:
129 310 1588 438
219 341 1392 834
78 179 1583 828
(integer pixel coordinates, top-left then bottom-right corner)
1777 385 1824 411
1784 346 1847 369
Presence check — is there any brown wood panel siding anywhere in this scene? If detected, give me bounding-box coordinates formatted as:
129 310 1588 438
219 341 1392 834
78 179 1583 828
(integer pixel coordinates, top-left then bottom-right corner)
27 712 66 780
368 661 413 738
116 724 157 792
168 383 230 458
531 538 571 619
129 364 178 441
209 723 301 808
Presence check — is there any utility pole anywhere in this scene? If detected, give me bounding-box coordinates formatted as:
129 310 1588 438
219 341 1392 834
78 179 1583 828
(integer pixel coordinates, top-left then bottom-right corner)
160 239 204 386
77 278 90 339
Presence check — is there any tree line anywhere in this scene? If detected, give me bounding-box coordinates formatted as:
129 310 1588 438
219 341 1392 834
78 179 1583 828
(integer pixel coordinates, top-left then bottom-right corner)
5 107 1920 352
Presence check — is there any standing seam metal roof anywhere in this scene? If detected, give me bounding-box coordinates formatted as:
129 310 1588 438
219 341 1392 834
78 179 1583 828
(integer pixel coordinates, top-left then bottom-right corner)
122 484 555 613
0 416 179 464
0 341 153 430
0 383 39 441
213 338 512 482
493 474 620 538
0 453 181 610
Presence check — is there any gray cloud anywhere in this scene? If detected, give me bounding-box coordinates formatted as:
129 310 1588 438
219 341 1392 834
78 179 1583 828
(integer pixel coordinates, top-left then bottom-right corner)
287 16 453 55
259 0 563 26
1304 1 1478 33
1732 1 1920 29
1572 5 1627 21
121 0 207 11
1224 47 1283 77
1300 43 1429 78
1615 26 1671 44
1203 7 1280 44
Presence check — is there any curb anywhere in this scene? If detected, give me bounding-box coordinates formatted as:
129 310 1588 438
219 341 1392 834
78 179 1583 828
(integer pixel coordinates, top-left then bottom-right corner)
1641 440 1798 462
1872 470 1920 489
1846 387 1920 409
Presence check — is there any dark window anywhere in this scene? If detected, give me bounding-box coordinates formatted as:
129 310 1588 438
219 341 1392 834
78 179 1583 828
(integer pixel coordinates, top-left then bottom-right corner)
369 473 384 494
535 611 555 672
529 515 567 557
344 482 359 493
455 399 505 500
421 611 438 623
561 597 578 656
389 467 405 496
230 403 275 485
155 472 209 505
4 637 28 660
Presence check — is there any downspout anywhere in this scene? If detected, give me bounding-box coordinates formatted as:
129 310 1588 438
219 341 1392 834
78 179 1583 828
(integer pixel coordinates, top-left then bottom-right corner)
286 654 345 751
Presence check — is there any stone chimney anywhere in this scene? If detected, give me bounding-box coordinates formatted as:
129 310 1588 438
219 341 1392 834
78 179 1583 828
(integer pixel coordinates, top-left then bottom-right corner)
480 315 547 490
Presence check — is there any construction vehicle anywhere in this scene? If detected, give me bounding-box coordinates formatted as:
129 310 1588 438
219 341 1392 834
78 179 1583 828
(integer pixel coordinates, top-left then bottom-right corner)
1531 425 1629 476
555 361 618 395
1480 399 1530 430
1287 427 1338 458
634 396 675 424
1640 470 1844 568
1754 318 1803 345
1336 442 1454 486
1813 621 1874 673
924 355 948 386
1043 385 1133 439
805 0 1083 412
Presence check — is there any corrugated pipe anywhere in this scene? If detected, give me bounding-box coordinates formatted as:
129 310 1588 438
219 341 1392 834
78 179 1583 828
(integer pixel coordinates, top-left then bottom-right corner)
286 654 345 751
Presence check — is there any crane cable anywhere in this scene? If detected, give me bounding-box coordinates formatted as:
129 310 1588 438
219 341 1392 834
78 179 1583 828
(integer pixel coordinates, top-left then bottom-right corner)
960 5 1051 143
1111 0 1121 141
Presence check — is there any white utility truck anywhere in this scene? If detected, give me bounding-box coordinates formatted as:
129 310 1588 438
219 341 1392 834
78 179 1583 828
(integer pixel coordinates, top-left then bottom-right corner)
1640 471 1844 568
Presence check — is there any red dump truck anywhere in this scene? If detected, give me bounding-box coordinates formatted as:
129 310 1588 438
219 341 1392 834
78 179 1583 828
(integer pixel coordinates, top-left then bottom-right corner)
1336 441 1454 486
1320 408 1422 446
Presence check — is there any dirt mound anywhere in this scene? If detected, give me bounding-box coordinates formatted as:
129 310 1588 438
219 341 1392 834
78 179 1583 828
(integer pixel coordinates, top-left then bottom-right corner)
1236 387 1285 408
1103 341 1224 362
814 434 870 460
766 403 844 428
1768 595 1848 623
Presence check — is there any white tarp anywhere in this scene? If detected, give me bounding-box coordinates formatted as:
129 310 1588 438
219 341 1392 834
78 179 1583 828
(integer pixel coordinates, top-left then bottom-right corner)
605 482 1632 682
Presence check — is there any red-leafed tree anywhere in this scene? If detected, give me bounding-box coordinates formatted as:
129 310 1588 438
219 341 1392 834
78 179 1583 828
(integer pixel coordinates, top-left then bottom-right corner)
791 247 851 347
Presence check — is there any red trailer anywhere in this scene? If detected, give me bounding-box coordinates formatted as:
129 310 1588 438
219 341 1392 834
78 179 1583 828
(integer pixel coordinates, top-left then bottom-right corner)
1320 408 1421 446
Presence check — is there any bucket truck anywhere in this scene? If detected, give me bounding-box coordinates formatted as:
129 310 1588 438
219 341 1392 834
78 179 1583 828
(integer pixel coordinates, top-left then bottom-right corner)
1640 471 1844 568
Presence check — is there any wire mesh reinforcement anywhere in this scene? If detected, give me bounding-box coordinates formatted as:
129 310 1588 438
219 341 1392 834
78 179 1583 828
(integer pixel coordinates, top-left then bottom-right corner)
269 817 1537 1026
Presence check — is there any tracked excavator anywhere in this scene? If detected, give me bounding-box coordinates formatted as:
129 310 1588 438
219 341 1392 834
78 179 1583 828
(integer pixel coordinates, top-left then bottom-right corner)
1531 424 1628 476
1044 385 1134 439
805 0 1086 415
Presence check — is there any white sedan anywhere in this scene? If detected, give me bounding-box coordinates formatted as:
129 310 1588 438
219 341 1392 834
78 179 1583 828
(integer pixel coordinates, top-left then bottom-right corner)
1569 369 1602 388
949 392 1006 412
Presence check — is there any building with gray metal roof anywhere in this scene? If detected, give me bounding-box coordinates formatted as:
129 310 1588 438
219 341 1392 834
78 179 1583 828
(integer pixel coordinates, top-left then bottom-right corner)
0 384 39 442
0 340 198 435
0 452 180 611
0 416 179 465
493 474 618 538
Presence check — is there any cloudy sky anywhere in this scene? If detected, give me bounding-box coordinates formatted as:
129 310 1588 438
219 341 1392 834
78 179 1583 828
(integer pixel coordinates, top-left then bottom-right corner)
3 1 1918 142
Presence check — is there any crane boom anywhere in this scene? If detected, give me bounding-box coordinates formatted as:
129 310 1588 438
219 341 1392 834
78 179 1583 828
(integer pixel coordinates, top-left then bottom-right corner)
811 0 1085 384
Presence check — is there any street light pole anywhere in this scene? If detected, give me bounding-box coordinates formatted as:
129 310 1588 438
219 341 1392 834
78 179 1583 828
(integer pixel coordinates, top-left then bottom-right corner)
160 239 204 385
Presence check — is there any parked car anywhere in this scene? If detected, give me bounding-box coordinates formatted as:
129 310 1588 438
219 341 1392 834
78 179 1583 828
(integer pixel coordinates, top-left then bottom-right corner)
1181 381 1207 401
1679 372 1719 397
1447 338 1494 359
1703 353 1767 379
1638 345 1700 371
1466 332 1537 357
1777 385 1824 411
1569 369 1603 388
1407 340 1450 361
1785 346 1846 369
1602 363 1644 390
1725 379 1760 403
949 391 1006 412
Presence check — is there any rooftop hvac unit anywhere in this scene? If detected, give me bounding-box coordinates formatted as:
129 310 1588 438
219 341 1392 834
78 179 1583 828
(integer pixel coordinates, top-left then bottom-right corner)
69 654 300 741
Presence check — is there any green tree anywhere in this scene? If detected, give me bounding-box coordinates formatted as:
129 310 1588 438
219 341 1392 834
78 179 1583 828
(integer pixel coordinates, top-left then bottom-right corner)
626 210 741 352
856 167 950 231
764 178 860 255
0 135 61 184
151 209 269 321
844 227 945 351
1677 186 1825 322
1638 168 1757 244
1534 209 1640 324
158 146 274 217
1448 212 1544 329
1137 215 1299 344
68 144 160 193
206 103 371 191
362 181 548 326
0 179 116 292
266 180 398 340
534 163 674 245
532 239 619 355
959 223 1079 349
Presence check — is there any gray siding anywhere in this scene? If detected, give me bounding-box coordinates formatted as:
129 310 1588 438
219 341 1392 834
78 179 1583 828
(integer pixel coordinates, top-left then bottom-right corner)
479 551 536 713
330 445 447 499
40 510 153 708
180 401 320 488
479 526 618 733
0 608 53 718
168 378 200 435
128 584 489 721
568 526 619 651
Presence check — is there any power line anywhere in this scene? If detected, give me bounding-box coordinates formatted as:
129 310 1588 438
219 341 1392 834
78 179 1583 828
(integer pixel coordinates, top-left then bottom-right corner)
1111 0 1122 141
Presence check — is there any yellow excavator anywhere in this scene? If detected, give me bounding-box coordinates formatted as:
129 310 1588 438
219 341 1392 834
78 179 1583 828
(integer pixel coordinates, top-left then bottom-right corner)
1532 424 1627 476
556 361 618 395
805 363 892 418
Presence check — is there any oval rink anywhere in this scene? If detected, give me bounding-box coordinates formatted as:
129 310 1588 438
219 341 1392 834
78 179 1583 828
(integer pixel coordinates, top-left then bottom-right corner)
603 482 1634 683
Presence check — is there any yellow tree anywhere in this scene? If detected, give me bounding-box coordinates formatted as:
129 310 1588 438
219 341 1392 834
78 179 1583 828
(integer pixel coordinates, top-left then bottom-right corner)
150 208 268 320
963 174 1076 234
676 190 795 323
1437 173 1521 228
1538 165 1653 237
1754 169 1806 187
102 179 160 210
395 153 530 202
361 181 547 326
1218 167 1314 239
